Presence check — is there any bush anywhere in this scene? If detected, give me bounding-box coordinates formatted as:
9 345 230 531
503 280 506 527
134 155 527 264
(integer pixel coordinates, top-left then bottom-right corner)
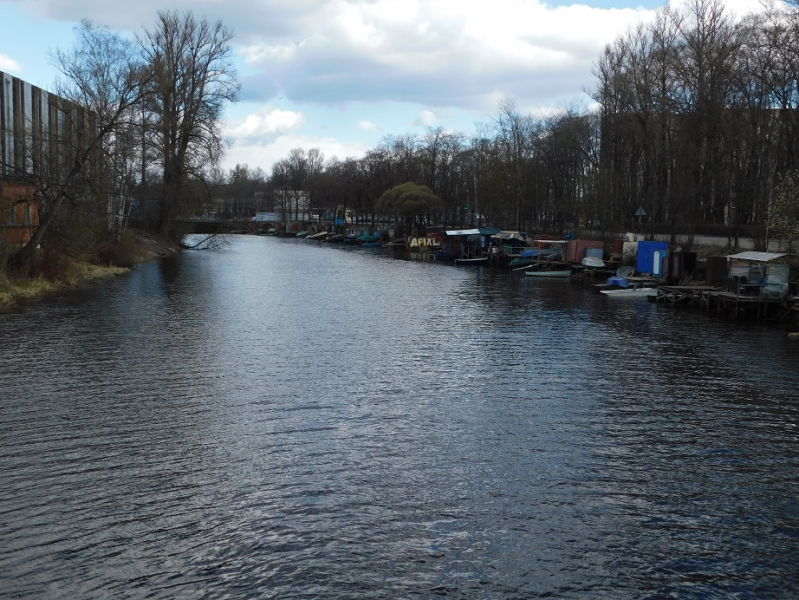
95 235 140 268
33 246 77 284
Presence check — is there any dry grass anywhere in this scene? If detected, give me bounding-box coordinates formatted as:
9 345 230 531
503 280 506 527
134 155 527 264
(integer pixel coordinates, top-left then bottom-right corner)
0 259 129 311
0 231 174 311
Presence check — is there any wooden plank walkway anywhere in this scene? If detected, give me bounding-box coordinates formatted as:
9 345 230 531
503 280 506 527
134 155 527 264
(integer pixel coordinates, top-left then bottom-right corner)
656 285 719 306
654 284 795 323
701 289 785 322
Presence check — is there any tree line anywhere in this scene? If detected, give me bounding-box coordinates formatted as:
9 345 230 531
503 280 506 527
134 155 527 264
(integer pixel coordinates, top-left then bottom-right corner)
250 0 799 247
8 0 799 277
7 10 238 271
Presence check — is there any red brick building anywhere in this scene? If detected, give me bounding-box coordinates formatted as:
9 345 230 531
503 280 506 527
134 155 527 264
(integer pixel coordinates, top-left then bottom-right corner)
1 180 39 250
1 69 88 254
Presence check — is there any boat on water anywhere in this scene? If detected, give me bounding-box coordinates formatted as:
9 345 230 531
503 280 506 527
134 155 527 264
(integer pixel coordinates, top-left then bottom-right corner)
508 247 562 269
508 239 568 269
454 256 489 265
600 287 657 298
432 248 457 261
525 268 572 278
357 234 383 247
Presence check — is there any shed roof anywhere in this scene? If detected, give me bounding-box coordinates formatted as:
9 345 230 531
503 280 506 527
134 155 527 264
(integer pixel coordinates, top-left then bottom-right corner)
444 227 502 236
726 251 790 262
492 231 525 240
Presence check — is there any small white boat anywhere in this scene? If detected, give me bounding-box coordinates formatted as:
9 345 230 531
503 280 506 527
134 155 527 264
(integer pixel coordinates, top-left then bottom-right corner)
525 269 572 278
600 287 657 298
454 256 489 265
581 256 605 268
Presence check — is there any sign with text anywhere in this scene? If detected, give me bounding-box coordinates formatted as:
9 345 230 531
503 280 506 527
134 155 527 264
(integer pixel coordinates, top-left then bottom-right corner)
408 237 441 248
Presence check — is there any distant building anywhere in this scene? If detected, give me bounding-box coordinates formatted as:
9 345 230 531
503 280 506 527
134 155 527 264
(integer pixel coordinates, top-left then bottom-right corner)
254 212 283 222
0 70 100 253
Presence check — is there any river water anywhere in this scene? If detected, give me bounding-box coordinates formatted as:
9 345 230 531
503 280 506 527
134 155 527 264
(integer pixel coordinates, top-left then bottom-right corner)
1 235 798 599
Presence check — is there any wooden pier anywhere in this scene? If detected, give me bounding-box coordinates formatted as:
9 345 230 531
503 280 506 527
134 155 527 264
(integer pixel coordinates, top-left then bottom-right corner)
654 284 795 323
702 289 788 322
655 285 718 306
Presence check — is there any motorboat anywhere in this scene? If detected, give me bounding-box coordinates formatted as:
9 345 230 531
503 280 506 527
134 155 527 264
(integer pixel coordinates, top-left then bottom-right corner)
454 256 489 265
525 269 572 278
600 287 657 298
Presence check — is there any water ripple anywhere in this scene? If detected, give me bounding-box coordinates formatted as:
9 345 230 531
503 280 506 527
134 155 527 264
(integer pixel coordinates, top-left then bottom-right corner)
1 236 798 598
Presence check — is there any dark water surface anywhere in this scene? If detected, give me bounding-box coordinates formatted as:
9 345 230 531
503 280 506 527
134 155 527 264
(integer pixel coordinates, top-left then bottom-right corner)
2 235 798 598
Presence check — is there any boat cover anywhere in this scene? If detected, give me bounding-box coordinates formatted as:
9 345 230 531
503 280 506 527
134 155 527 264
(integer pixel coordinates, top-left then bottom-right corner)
607 276 629 288
726 251 790 262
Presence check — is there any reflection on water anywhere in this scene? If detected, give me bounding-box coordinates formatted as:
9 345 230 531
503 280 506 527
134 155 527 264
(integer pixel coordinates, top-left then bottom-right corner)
1 235 798 598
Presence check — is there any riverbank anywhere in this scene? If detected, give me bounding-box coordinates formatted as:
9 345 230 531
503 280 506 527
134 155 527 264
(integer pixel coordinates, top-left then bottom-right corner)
0 232 178 310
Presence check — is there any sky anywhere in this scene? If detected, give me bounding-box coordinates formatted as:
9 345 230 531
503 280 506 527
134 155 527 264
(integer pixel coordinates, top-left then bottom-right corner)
0 0 771 175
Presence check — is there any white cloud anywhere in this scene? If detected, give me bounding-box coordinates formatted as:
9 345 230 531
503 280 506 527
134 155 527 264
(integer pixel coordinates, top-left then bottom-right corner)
7 0 773 175
226 105 305 142
0 54 22 73
13 0 771 114
239 42 298 65
235 0 657 112
414 110 438 127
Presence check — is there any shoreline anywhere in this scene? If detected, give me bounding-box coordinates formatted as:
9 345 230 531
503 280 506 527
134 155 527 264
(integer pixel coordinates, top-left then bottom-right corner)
0 233 178 311
1 234 792 315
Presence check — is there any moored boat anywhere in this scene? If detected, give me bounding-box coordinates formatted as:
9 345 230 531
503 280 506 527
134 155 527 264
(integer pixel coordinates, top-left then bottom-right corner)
525 268 572 278
454 256 489 265
581 256 605 268
600 287 657 298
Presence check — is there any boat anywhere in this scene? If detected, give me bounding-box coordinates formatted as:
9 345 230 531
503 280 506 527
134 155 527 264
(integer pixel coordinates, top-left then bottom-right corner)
508 248 561 269
357 234 382 246
581 256 605 268
525 269 572 278
432 248 457 262
454 256 489 265
606 265 636 287
600 287 657 298
508 240 568 270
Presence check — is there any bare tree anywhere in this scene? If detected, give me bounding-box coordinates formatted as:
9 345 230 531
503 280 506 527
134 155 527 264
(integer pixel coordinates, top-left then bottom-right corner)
139 10 239 241
673 0 741 227
13 20 147 271
493 96 533 230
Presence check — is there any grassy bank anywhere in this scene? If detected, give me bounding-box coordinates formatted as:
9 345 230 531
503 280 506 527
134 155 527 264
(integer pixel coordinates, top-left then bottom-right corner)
0 232 177 311
0 263 128 309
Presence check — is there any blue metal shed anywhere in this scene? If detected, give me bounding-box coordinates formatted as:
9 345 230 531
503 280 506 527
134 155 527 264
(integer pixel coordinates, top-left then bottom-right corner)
636 241 669 275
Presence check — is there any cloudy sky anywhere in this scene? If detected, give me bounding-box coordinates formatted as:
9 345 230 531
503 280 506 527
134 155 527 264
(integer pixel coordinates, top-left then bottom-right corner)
0 0 768 174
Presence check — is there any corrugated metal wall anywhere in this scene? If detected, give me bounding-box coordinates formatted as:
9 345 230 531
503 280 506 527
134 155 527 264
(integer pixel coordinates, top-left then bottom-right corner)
0 70 83 181
1 71 14 176
1 71 77 246
1 71 37 177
